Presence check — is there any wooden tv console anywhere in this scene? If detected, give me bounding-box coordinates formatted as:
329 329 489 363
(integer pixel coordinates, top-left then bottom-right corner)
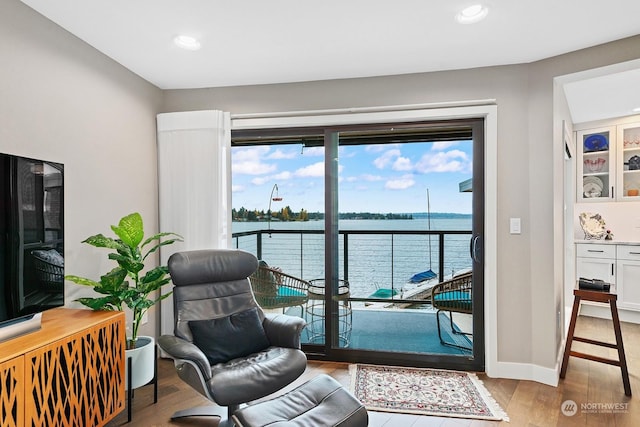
0 308 125 427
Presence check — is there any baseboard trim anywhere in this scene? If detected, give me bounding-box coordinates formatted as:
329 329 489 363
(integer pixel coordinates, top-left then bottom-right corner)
490 359 561 387
579 303 640 324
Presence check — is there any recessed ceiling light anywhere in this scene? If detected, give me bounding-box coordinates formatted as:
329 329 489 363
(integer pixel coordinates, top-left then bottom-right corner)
455 4 489 24
174 35 201 51
633 107 640 113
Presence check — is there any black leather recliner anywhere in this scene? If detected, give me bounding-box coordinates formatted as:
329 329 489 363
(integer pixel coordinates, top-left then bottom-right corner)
158 249 307 427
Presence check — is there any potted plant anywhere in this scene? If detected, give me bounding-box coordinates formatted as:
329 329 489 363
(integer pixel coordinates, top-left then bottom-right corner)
65 212 182 389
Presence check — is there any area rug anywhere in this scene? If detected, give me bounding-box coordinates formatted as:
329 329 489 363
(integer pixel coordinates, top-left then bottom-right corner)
349 364 509 421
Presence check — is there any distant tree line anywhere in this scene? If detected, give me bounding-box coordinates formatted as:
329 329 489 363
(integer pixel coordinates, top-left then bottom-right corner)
232 206 413 222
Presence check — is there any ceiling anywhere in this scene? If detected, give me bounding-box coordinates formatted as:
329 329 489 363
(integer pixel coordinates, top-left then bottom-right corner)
19 0 640 122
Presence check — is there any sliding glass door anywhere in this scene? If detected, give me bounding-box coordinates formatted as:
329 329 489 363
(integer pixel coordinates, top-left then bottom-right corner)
231 118 484 371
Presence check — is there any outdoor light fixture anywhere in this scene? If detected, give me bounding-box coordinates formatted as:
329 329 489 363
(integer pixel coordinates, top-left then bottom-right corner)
267 184 282 237
173 35 201 51
455 4 489 24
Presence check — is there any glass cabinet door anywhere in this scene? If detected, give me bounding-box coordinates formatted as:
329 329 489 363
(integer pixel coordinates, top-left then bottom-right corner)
577 127 615 202
618 122 640 200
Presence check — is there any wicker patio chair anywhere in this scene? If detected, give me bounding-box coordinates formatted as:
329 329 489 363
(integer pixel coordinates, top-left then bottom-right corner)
431 271 473 350
31 249 64 293
249 261 309 315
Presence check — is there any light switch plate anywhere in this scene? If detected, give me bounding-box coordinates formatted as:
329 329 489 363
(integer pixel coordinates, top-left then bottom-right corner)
510 217 521 234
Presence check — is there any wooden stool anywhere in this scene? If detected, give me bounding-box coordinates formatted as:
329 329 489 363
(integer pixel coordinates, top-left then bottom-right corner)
560 289 631 396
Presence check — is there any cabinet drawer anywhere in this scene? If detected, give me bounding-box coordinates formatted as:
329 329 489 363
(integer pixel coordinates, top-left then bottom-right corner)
576 243 616 259
617 245 640 261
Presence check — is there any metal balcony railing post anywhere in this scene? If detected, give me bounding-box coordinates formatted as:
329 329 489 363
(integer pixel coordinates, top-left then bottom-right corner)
438 232 445 281
391 234 395 293
300 233 303 277
257 232 262 261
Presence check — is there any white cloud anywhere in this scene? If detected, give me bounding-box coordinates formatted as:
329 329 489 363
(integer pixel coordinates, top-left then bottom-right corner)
234 161 277 175
268 149 297 160
373 149 401 169
302 146 324 157
294 162 343 177
385 175 415 190
361 174 383 182
431 141 459 151
232 146 277 175
415 149 469 173
273 171 293 180
339 147 357 158
233 146 269 161
365 144 400 153
232 184 244 193
295 162 325 177
248 170 294 186
251 176 270 185
392 156 412 171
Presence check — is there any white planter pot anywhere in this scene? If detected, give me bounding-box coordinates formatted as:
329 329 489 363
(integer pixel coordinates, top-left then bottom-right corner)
125 335 155 390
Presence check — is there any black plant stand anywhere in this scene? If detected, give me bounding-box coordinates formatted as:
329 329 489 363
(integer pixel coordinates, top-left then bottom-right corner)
127 344 158 423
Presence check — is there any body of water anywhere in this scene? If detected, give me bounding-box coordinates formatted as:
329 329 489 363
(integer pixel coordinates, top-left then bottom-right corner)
233 216 472 299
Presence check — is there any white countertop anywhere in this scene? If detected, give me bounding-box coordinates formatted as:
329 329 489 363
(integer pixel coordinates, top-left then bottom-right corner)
575 240 640 246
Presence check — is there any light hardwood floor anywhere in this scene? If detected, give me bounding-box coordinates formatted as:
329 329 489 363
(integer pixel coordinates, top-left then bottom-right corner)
109 315 639 427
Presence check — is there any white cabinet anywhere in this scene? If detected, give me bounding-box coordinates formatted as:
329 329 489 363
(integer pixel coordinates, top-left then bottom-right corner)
617 245 640 310
577 127 615 202
617 122 640 200
575 243 615 286
577 122 640 202
575 243 640 322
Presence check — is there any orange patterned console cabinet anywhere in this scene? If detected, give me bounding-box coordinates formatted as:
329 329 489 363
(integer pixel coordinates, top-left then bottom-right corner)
0 308 125 427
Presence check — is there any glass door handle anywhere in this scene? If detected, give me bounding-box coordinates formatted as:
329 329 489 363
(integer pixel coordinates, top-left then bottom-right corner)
470 235 482 263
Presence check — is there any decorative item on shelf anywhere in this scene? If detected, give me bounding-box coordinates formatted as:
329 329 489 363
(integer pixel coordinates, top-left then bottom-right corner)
64 212 183 350
605 229 614 240
626 155 640 171
584 157 606 173
628 189 639 197
579 212 607 240
582 176 604 198
583 134 609 152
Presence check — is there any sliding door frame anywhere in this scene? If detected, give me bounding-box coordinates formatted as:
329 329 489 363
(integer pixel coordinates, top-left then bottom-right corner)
231 102 498 373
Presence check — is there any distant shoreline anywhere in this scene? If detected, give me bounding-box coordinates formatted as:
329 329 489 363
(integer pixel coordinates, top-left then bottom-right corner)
233 212 472 222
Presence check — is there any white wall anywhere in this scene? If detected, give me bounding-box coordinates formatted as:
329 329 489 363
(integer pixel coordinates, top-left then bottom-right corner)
0 0 163 336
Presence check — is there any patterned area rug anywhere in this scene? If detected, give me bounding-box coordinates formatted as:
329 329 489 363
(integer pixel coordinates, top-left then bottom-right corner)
349 364 509 421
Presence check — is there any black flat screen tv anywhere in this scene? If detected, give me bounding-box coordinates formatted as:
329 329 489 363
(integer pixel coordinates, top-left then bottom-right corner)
0 153 64 341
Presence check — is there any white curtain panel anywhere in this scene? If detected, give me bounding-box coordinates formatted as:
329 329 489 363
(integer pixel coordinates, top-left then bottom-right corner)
156 110 231 336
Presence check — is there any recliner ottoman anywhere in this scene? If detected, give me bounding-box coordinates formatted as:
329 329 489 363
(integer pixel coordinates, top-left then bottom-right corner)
232 374 368 427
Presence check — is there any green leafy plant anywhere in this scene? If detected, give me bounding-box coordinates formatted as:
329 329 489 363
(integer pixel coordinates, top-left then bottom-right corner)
65 212 182 349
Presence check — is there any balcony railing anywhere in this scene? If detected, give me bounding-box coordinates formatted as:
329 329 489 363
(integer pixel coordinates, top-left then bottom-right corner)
232 228 472 305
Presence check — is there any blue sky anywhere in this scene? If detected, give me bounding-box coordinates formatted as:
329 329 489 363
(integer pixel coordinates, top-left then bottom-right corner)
232 140 473 214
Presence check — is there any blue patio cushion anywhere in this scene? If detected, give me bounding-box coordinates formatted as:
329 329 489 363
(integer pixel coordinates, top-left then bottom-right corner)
433 290 472 311
273 286 307 305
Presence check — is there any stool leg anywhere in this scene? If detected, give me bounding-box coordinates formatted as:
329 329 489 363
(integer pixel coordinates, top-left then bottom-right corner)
560 295 581 378
610 299 632 396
